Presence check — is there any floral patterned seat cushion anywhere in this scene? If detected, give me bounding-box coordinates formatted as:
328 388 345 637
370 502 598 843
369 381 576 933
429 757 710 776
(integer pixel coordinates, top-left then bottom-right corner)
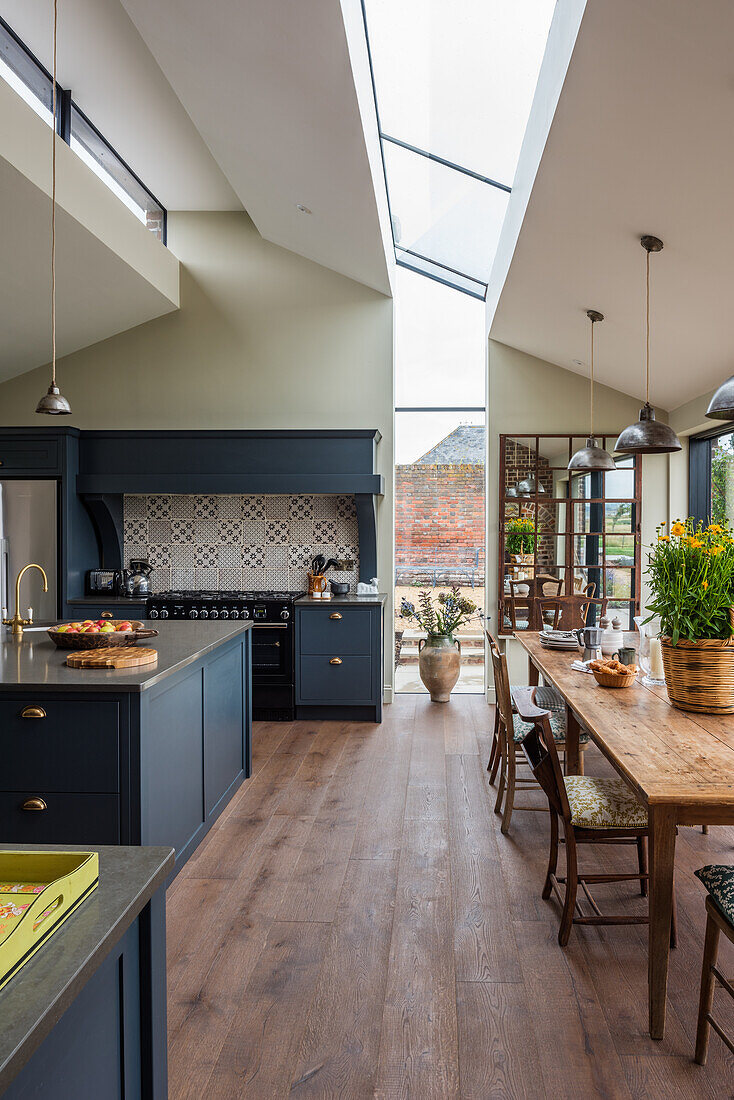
695 865 734 927
563 775 647 829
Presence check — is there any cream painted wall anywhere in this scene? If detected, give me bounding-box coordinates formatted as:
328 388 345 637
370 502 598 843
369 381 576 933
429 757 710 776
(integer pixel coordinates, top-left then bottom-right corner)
0 210 395 694
488 339 671 688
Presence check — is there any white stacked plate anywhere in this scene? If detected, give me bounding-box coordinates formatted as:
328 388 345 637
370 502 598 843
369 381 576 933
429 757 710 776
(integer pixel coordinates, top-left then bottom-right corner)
539 631 580 650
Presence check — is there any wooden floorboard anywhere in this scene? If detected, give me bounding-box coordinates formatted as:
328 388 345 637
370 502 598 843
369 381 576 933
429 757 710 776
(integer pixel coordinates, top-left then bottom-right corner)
167 693 734 1098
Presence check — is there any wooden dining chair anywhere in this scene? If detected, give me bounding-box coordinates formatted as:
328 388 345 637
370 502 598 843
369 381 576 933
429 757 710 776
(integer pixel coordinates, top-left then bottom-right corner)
539 593 609 632
488 633 588 835
515 687 677 947
694 864 734 1063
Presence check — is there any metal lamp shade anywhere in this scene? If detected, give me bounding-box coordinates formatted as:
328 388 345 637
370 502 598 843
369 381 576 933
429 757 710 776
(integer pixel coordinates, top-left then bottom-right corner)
35 382 71 415
705 376 734 420
568 436 616 471
614 403 681 454
516 477 546 496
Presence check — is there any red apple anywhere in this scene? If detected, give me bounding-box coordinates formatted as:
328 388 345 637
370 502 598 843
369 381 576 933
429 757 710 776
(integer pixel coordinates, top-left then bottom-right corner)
118 621 133 632
85 625 101 633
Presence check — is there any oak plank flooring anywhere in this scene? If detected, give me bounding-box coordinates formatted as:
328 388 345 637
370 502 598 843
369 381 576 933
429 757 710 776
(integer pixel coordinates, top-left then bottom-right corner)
167 695 734 1098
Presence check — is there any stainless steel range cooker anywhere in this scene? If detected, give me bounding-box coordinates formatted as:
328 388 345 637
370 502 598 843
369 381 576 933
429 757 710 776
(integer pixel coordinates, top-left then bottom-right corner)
146 589 305 720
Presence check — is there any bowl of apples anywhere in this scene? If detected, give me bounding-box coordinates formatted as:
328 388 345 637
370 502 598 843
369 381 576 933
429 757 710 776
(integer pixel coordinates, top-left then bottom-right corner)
47 618 159 649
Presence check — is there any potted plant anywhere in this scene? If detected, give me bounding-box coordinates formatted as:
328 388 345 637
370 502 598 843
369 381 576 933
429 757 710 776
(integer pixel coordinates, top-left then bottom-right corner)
506 517 536 567
645 518 734 713
400 586 478 702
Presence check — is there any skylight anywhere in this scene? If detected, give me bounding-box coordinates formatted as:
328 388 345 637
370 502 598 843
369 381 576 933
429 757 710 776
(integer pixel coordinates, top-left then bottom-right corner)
362 0 555 297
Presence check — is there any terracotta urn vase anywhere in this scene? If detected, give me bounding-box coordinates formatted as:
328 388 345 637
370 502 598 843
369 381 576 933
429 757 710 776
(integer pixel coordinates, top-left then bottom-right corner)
418 635 461 702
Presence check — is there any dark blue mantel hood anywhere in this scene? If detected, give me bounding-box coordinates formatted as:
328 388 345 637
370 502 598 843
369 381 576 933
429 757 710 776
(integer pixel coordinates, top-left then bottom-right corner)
76 429 383 582
76 429 383 497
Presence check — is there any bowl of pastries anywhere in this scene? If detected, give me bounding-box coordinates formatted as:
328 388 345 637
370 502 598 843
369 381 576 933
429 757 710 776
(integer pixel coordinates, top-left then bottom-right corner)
589 657 638 689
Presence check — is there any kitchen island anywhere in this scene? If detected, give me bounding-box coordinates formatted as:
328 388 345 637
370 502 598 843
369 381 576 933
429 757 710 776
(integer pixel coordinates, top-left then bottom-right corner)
0 621 252 875
0 844 173 1099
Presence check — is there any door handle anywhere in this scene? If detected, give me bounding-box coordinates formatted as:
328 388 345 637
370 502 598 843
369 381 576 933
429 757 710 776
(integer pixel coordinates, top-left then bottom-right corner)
329 613 342 620
21 797 47 811
329 657 342 665
20 706 46 719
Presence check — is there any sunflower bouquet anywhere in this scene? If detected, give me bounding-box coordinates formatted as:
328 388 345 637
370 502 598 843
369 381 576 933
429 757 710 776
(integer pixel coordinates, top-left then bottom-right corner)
645 518 734 644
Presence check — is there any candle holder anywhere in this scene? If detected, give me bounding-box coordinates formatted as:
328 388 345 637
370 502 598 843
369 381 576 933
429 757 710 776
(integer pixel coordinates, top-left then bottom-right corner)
634 616 665 686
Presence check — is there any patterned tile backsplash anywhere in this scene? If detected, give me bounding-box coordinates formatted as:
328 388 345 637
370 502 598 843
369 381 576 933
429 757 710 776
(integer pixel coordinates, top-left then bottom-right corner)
123 494 360 593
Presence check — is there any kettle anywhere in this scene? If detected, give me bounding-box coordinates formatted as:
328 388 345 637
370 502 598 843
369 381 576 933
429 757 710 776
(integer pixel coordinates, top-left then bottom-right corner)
125 559 153 597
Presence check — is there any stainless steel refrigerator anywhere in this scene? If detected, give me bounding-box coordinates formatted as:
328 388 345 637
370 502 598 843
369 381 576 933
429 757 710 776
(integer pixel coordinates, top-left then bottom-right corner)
0 480 58 623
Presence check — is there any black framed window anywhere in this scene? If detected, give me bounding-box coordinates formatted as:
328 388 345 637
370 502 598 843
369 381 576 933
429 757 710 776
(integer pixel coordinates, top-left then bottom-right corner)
0 16 166 243
689 423 734 525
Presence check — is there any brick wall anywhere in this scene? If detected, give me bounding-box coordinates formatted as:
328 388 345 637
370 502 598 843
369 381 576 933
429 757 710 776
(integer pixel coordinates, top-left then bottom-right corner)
395 464 485 583
503 439 555 569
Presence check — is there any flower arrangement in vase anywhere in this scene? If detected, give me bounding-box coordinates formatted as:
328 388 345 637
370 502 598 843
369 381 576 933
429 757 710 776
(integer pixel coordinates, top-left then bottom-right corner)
645 518 734 713
400 586 479 702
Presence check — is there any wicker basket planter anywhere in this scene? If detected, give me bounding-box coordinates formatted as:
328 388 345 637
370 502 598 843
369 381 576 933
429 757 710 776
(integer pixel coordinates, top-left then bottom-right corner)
661 618 734 715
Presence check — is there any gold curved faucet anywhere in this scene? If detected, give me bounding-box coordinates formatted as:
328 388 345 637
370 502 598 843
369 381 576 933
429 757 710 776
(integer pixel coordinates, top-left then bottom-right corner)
2 564 48 637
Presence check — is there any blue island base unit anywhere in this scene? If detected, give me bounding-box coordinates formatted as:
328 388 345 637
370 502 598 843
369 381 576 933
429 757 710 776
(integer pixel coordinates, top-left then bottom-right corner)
295 601 384 722
0 630 251 881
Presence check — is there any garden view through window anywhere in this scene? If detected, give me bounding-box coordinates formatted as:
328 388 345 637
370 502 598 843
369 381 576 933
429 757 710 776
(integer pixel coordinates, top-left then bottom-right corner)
394 269 486 693
711 430 734 525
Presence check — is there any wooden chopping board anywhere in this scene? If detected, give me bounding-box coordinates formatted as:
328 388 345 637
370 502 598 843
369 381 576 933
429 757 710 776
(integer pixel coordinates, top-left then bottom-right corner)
66 647 158 669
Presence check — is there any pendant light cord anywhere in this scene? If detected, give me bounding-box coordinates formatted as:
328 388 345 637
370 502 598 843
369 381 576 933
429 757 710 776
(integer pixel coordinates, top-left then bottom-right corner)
645 245 650 405
50 0 57 387
589 316 595 437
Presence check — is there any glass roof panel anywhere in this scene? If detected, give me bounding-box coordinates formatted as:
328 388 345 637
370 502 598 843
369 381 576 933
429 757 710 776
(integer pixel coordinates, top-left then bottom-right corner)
364 0 555 185
384 140 509 284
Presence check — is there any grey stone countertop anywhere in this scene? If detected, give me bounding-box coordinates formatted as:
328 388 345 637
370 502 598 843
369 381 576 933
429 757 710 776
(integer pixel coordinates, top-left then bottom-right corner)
0 620 252 693
296 593 388 606
0 844 174 1093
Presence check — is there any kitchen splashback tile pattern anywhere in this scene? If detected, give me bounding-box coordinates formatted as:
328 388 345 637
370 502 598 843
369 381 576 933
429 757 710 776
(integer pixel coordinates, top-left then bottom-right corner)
123 494 359 593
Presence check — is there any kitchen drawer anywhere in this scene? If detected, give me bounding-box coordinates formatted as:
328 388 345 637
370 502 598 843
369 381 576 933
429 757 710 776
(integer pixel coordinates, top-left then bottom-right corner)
299 655 374 703
66 604 146 622
0 699 119 792
0 792 120 845
0 437 60 472
299 608 373 655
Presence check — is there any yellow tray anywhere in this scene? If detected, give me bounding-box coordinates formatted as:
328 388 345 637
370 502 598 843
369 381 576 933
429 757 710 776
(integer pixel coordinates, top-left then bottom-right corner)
0 850 99 992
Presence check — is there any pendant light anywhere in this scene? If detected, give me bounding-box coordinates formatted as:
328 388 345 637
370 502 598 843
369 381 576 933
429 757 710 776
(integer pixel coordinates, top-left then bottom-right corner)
36 0 71 416
615 236 679 454
705 379 734 420
568 310 616 471
516 476 546 497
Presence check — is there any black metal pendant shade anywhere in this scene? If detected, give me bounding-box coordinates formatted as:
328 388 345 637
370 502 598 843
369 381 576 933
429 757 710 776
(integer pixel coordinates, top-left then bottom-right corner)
705 376 734 420
614 402 681 454
568 436 616 471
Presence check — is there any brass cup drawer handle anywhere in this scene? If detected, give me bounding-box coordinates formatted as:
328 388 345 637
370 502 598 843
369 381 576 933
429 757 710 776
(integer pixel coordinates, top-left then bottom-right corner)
20 706 46 719
329 613 342 620
22 797 47 812
330 657 343 665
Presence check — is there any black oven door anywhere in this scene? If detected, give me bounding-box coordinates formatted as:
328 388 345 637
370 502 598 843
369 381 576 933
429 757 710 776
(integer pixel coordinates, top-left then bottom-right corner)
250 623 291 683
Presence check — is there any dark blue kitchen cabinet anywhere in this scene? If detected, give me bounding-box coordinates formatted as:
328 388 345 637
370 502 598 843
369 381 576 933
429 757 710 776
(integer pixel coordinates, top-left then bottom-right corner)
0 630 251 878
295 600 383 721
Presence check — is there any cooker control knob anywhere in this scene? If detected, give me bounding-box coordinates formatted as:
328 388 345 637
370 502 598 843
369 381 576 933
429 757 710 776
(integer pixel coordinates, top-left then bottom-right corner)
200 609 208 619
241 609 250 619
188 609 198 619
160 609 169 619
210 609 219 619
149 609 159 619
230 609 239 619
220 609 229 619
280 609 290 620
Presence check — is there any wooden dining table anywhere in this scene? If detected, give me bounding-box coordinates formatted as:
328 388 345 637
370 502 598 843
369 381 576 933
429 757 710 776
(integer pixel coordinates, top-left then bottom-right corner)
516 630 734 1040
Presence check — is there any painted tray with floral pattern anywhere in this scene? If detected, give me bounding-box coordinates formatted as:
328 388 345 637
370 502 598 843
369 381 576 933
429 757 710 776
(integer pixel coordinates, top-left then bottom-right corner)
0 850 99 992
